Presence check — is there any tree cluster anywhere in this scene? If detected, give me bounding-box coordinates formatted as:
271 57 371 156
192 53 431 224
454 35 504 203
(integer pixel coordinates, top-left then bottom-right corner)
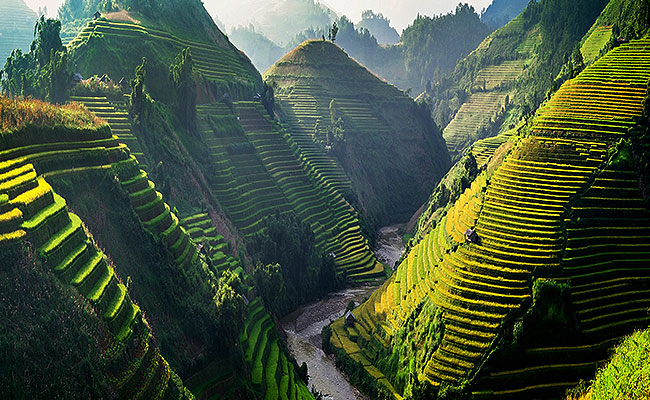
249 212 338 316
401 4 490 90
1 17 70 103
169 47 197 132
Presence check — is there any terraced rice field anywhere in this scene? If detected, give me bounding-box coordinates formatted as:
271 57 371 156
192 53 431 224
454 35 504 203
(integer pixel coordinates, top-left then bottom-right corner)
332 36 650 398
581 26 613 64
0 160 183 398
180 213 241 273
533 38 650 137
473 61 525 92
0 0 37 62
471 128 515 167
443 90 510 158
196 102 292 236
197 101 382 279
70 95 148 169
240 299 313 400
275 83 353 196
442 15 537 160
67 19 256 86
115 155 198 268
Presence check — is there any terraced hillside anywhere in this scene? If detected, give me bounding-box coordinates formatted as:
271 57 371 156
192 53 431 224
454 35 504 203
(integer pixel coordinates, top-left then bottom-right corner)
581 25 613 64
266 40 451 225
0 164 190 399
196 100 383 279
441 15 537 160
0 0 37 63
273 83 353 195
240 298 313 400
0 94 316 398
329 35 650 399
68 18 261 100
180 212 241 275
70 95 148 169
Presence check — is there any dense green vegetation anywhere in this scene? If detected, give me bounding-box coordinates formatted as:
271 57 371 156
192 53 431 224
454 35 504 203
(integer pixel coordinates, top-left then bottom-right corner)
568 328 650 400
0 249 112 398
250 212 338 316
1 17 70 103
2 0 650 398
401 4 490 91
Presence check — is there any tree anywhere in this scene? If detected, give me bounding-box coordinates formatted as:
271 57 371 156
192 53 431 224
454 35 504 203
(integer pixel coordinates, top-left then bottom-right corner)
169 47 196 132
0 17 69 101
329 21 339 42
214 279 245 349
327 99 345 151
261 81 275 117
32 16 63 67
1 49 38 97
130 57 150 128
41 48 70 103
253 263 286 315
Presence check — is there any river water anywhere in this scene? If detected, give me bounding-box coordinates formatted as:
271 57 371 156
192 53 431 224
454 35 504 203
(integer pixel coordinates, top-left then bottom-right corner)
374 225 405 269
281 225 405 399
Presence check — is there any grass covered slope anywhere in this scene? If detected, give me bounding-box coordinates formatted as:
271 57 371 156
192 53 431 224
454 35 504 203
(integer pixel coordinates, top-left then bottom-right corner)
265 40 451 225
0 97 191 398
68 17 261 102
329 34 650 399
570 327 650 400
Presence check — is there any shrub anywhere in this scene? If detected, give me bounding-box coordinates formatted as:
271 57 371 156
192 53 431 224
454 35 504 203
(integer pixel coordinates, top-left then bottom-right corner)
589 328 650 400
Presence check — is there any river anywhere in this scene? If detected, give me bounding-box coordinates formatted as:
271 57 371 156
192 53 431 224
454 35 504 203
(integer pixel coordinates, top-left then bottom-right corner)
281 225 405 399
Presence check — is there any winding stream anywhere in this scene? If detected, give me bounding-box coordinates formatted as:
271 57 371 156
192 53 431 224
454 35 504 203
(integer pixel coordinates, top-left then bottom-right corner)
281 225 405 399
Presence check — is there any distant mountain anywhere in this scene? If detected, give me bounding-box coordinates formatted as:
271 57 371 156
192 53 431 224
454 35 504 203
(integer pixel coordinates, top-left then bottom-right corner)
0 0 37 63
229 25 286 72
356 10 400 44
480 0 529 29
205 0 336 46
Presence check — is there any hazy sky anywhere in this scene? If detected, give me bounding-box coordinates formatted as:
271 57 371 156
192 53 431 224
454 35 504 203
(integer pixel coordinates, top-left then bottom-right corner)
25 0 494 32
24 0 64 17
321 0 493 31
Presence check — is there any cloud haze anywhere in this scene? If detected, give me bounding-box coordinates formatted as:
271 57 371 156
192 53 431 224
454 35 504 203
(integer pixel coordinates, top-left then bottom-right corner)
25 0 495 33
322 0 493 31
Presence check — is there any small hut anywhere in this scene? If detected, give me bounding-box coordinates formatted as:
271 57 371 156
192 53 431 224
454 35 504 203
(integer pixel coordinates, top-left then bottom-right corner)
465 228 478 244
344 311 356 327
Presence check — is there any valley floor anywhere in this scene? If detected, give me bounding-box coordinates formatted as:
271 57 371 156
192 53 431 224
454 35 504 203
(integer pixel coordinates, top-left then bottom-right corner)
281 225 405 399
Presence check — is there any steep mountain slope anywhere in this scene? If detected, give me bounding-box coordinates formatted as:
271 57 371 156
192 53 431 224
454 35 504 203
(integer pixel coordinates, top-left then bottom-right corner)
67 17 261 102
328 34 650 399
0 97 191 399
0 89 315 398
0 0 37 64
265 40 451 226
480 0 529 30
427 0 610 161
